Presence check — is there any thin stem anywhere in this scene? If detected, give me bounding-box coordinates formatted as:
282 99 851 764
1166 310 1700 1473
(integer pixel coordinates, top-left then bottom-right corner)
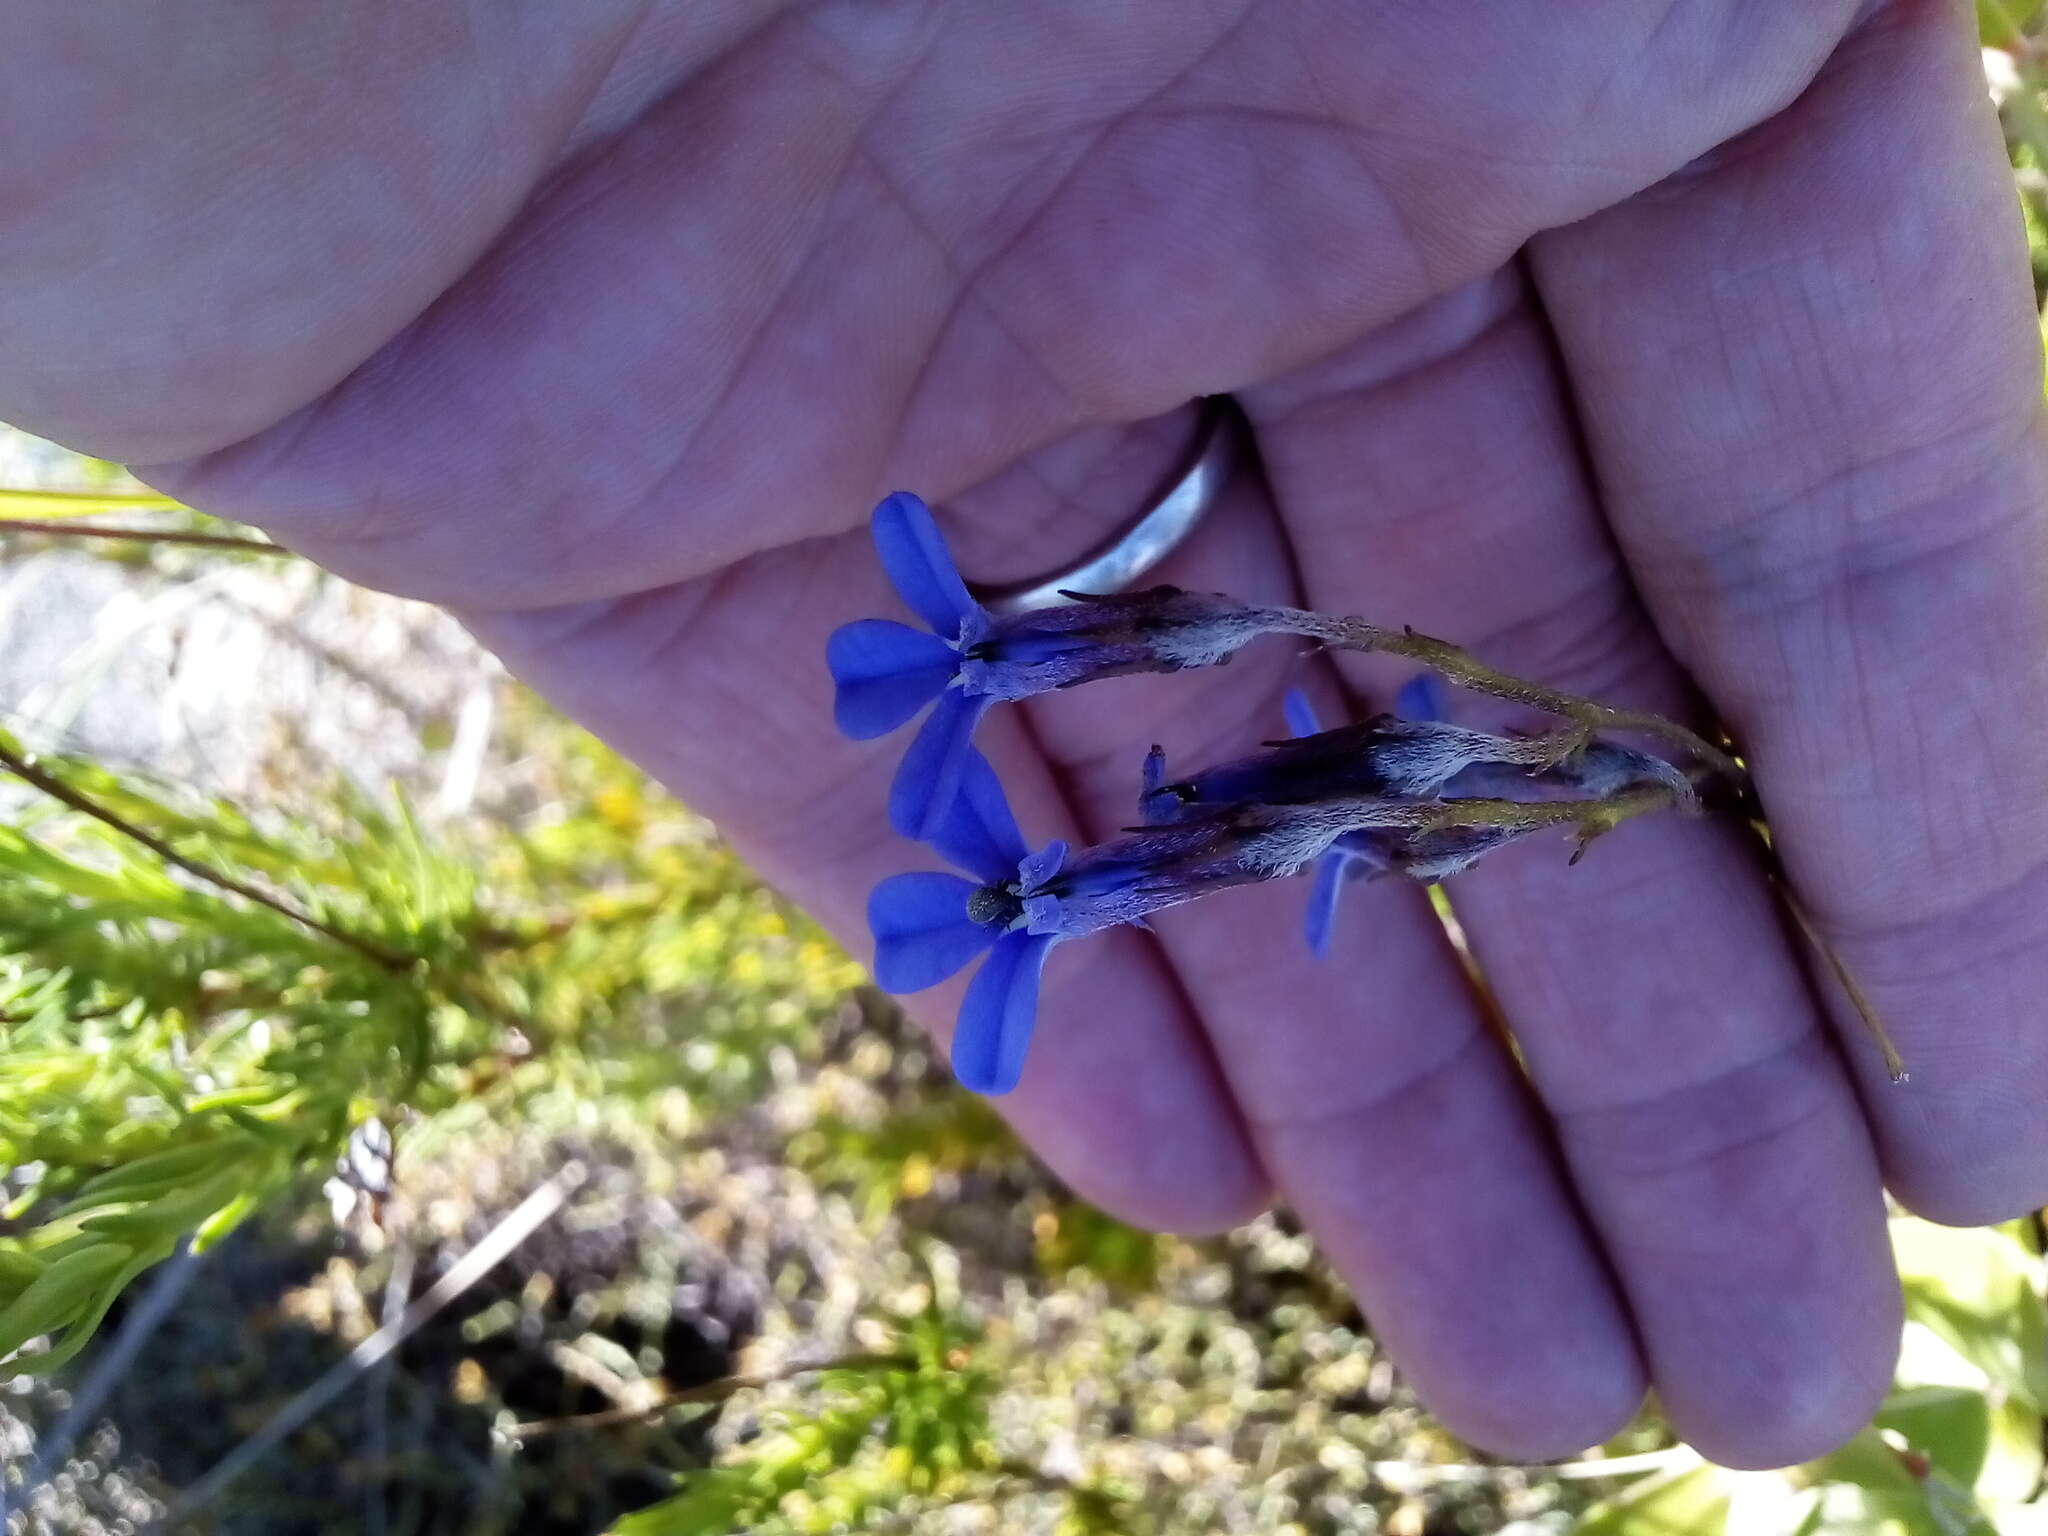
501 1351 922 1439
0 739 414 972
1782 884 1908 1083
0 1000 124 1025
1368 1444 1702 1488
991 1457 1107 1499
1264 608 1745 781
1417 783 1681 862
1292 783 1682 866
362 1240 415 1536
0 519 288 554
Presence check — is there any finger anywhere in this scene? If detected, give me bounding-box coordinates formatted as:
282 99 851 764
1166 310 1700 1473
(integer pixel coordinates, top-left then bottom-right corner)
463 477 1269 1236
140 2 1877 605
1529 3 2048 1226
1245 269 1898 1467
979 417 1645 1456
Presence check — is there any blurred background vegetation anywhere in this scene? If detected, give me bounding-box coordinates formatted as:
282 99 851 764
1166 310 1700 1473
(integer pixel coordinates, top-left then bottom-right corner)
3 16 2048 1535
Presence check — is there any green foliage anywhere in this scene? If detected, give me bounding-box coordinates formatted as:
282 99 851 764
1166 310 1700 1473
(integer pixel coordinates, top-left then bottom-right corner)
1894 1218 2048 1413
1983 0 2046 50
0 709 861 1380
611 1300 1131 1536
1032 1199 1168 1293
0 738 475 1371
482 697 864 1113
1567 1218 2048 1536
1574 1464 1730 1536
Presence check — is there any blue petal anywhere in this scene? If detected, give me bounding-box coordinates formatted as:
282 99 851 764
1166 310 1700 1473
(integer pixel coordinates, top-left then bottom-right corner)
871 491 981 640
929 750 1030 884
1019 839 1073 936
1018 840 1067 889
827 619 958 740
1138 747 1173 823
1397 672 1447 722
889 688 992 842
1304 851 1347 959
952 932 1053 1095
868 872 994 992
1283 688 1322 739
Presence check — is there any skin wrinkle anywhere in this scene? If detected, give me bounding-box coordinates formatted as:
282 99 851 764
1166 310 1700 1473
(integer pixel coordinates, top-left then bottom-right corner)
1254 302 1676 721
876 217 1082 497
893 9 1267 438
624 207 878 554
1118 103 1518 292
590 37 914 554
724 28 962 500
1248 270 1525 422
788 0 945 91
1821 855 2048 981
1742 511 2048 919
878 6 1259 271
1554 1031 1835 1154
941 411 1203 593
1236 996 1486 1140
1454 833 1815 1113
562 0 788 155
1631 430 2042 617
1556 1036 1895 1465
546 40 935 585
162 79 883 590
1266 1024 1645 1460
1441 577 1671 723
2 4 649 459
457 0 518 200
992 414 1195 569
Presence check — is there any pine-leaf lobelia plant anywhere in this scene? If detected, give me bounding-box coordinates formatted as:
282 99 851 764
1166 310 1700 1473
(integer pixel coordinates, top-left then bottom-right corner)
829 491 1902 1096
0 688 863 1386
0 725 498 1374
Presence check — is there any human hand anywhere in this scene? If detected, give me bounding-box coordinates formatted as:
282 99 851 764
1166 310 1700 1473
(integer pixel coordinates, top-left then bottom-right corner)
7 1 2045 1468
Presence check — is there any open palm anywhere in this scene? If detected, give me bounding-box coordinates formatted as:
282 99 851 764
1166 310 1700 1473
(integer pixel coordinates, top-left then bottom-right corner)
9 0 2048 1467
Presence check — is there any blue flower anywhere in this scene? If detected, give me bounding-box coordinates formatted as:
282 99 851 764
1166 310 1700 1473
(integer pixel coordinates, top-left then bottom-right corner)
829 492 1270 841
867 748 1314 1092
1395 671 1447 723
1281 691 1392 959
867 750 1066 1095
827 493 996 847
